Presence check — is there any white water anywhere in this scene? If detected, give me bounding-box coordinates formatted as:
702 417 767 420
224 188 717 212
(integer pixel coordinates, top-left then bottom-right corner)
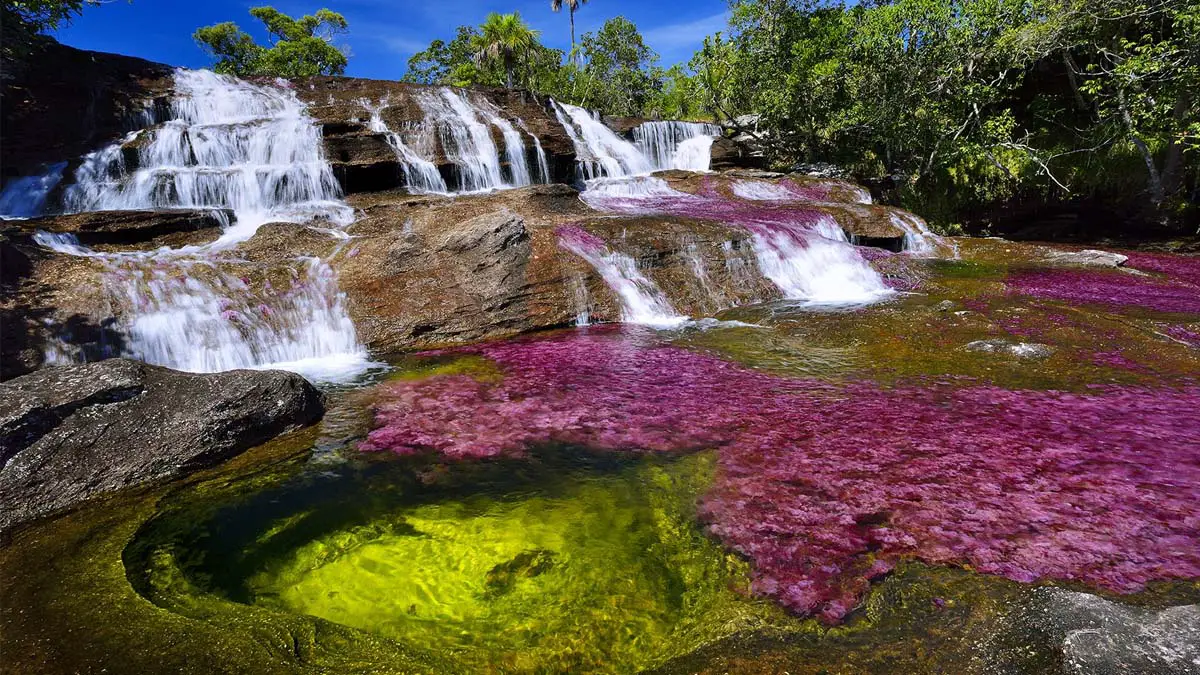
552 101 652 180
37 70 372 383
360 97 448 194
559 231 687 328
415 89 503 191
0 162 67 218
518 120 551 184
748 216 893 305
474 98 533 187
888 210 953 256
732 180 795 201
633 121 721 171
63 70 353 240
580 175 893 307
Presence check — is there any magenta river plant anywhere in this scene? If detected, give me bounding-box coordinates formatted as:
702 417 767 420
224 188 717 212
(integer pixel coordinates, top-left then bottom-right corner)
361 330 1200 623
1007 252 1200 314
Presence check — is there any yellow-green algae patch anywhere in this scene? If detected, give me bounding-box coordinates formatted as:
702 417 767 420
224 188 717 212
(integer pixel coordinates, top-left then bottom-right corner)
0 429 442 675
241 449 787 667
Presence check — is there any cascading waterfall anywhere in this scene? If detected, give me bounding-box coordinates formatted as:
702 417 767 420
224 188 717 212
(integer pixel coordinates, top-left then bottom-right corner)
415 88 538 192
581 176 893 306
360 97 448 194
888 211 955 257
474 98 532 187
35 69 372 383
63 70 354 242
558 225 687 328
518 120 551 184
0 162 67 218
633 121 721 172
551 101 651 180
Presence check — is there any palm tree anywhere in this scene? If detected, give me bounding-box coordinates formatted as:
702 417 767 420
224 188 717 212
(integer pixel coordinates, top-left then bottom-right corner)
550 0 589 48
473 12 540 89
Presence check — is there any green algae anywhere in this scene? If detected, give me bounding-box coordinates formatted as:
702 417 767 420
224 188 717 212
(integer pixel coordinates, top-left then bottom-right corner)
686 247 1199 390
129 448 790 674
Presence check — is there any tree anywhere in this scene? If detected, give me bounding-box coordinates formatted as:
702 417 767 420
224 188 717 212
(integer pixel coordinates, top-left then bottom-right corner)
472 12 540 89
2 0 98 63
193 6 349 78
575 17 660 115
550 0 590 49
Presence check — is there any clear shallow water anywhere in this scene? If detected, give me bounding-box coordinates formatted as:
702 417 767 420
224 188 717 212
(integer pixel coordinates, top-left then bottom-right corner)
5 239 1200 674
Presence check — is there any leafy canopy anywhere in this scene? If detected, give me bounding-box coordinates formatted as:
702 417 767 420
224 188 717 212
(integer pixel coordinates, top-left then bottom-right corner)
193 6 349 78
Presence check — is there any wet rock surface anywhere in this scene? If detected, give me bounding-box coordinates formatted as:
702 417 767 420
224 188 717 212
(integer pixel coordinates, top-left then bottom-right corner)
0 359 324 531
1 44 173 178
984 588 1200 674
14 209 230 247
1046 249 1130 268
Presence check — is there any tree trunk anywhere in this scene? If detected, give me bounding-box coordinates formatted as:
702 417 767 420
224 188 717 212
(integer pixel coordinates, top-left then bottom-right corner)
1161 91 1190 197
1117 86 1165 205
570 8 576 47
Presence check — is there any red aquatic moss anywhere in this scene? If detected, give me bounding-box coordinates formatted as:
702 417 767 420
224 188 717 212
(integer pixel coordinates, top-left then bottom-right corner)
1007 265 1200 314
361 330 1200 622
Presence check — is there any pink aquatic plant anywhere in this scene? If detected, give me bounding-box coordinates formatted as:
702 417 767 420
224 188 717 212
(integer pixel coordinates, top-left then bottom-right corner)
1007 266 1200 314
361 329 1200 622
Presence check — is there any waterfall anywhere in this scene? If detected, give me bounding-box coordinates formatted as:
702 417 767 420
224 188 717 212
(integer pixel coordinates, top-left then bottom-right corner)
887 211 955 257
558 225 687 328
633 121 721 171
518 120 551 184
35 69 372 383
0 162 67 218
415 88 508 192
360 98 448 194
581 176 893 306
748 215 892 304
62 69 353 241
551 101 651 180
474 99 533 187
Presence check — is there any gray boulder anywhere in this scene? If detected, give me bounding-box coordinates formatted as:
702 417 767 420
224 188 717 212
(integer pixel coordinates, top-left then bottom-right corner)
0 359 324 530
1046 249 1129 268
984 587 1200 674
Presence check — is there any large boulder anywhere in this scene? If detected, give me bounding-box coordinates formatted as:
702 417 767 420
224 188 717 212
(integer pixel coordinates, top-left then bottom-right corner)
0 359 325 531
710 135 767 170
1 43 172 179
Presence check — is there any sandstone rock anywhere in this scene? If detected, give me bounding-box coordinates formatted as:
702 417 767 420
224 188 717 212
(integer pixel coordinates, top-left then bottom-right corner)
711 136 767 171
0 360 324 530
16 209 230 247
1046 249 1129 268
1 44 173 177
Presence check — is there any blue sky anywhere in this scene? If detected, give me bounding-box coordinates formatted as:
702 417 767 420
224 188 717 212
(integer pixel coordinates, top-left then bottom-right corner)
53 0 731 80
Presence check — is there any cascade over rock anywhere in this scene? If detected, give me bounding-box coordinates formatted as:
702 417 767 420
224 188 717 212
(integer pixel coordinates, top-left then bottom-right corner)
0 44 945 380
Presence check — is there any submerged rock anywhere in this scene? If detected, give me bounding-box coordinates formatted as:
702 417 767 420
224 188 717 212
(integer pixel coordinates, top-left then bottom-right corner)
1046 249 1129 268
964 339 1055 359
984 588 1200 674
0 359 324 530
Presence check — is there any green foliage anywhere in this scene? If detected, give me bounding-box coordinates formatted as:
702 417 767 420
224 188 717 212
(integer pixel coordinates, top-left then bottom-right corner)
571 17 662 116
472 12 540 89
694 0 1198 230
404 13 711 122
2 0 97 63
193 6 349 78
